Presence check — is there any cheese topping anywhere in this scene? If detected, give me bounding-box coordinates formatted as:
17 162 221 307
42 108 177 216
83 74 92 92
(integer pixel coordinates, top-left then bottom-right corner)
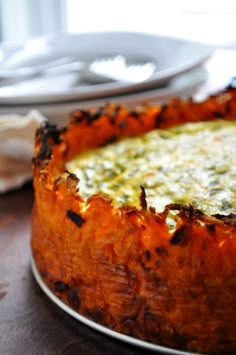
66 120 236 214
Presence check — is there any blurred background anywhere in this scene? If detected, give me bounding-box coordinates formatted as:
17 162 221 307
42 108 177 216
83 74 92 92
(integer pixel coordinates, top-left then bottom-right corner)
0 0 235 47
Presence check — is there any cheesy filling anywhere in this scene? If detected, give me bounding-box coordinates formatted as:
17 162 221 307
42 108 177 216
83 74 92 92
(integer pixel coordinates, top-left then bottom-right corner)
66 120 236 214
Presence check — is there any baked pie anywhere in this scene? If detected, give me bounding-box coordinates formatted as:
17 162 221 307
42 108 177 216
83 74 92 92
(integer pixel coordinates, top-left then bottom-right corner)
31 84 236 353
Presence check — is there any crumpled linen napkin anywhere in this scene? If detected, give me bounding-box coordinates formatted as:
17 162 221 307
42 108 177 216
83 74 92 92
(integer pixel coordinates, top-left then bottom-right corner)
0 110 46 193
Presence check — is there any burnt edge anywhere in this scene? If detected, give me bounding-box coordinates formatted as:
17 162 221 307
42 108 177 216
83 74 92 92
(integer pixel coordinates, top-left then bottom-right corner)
140 185 147 210
165 203 236 227
170 225 190 245
67 209 85 228
212 213 236 226
34 121 62 163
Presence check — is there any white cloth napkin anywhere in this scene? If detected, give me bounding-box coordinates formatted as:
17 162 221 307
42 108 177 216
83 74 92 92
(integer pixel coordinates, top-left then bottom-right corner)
0 110 46 193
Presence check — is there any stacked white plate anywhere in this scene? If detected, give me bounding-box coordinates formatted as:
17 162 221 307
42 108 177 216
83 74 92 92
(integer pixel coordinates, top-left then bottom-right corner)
0 32 212 125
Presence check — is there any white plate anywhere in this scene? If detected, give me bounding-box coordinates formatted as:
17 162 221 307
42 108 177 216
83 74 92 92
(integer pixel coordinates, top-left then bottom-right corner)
0 32 212 104
31 255 199 355
0 66 207 126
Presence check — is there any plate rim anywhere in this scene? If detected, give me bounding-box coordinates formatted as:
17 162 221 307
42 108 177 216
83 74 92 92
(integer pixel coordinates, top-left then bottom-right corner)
0 66 207 111
0 31 213 105
31 255 201 355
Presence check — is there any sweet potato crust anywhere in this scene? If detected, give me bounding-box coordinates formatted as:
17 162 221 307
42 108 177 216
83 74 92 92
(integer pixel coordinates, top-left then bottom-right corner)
31 85 236 353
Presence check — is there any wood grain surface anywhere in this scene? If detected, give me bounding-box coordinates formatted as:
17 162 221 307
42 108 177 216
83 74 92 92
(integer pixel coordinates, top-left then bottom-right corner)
0 183 154 355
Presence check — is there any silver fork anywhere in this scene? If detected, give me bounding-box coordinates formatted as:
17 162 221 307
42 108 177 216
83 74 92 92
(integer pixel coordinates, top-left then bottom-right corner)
0 55 156 86
0 57 84 86
81 55 156 84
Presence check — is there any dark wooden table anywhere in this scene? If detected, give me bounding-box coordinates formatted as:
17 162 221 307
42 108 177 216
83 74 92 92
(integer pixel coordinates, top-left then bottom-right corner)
0 182 156 355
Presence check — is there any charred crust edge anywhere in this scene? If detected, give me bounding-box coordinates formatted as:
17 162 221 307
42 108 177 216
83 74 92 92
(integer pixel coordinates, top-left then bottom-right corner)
140 185 147 210
67 209 85 228
213 213 236 226
35 121 61 162
170 225 190 245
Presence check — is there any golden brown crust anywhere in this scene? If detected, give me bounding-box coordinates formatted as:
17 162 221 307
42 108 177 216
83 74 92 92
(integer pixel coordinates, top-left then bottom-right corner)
31 85 236 353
